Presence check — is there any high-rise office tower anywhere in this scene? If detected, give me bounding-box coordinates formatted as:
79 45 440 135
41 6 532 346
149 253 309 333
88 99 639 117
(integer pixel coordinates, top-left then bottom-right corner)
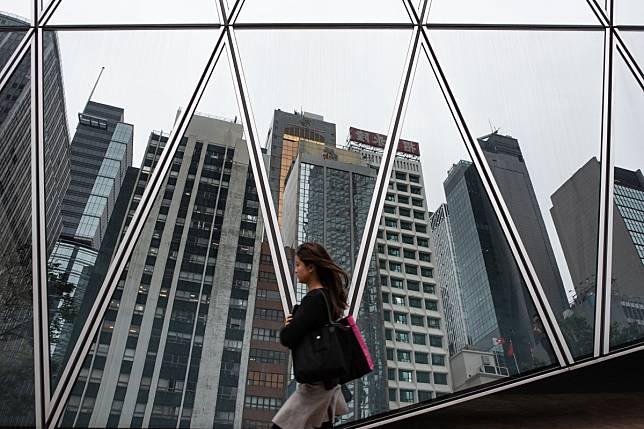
48 102 133 375
346 138 453 408
551 158 644 327
265 109 335 224
478 132 569 318
0 14 70 427
281 139 389 419
444 160 549 373
61 115 266 429
429 203 469 357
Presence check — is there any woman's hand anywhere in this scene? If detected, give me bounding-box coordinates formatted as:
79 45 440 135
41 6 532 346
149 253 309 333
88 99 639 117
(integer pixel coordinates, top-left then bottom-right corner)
284 313 293 326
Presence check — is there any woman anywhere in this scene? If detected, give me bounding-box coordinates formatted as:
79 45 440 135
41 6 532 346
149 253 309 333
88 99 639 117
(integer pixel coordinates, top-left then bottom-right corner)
272 243 350 429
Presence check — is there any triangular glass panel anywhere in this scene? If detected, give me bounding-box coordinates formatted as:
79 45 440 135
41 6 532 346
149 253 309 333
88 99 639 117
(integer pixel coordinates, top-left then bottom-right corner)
615 1 644 25
45 0 220 26
608 43 644 351
43 28 219 396
0 49 34 427
426 0 600 25
364 46 559 417
236 0 412 24
429 29 605 360
235 28 412 423
0 3 31 26
428 29 605 360
620 31 644 68
57 43 281 429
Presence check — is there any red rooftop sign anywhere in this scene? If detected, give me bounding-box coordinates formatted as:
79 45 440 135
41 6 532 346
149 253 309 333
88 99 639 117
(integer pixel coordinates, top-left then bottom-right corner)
349 127 420 156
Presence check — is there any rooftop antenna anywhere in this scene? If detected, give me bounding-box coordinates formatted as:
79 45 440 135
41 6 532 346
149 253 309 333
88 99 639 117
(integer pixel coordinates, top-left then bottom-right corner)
86 66 105 107
488 118 500 134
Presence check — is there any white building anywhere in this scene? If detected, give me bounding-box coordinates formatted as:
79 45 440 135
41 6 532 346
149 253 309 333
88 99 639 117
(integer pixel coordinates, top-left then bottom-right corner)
349 141 453 408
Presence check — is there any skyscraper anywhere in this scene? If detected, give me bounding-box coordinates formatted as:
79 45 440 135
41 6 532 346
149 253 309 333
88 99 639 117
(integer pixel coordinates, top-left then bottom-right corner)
61 114 267 429
48 101 133 376
0 14 70 427
282 139 389 419
551 159 644 328
346 136 454 408
478 132 569 318
265 109 335 224
429 203 469 356
444 160 550 373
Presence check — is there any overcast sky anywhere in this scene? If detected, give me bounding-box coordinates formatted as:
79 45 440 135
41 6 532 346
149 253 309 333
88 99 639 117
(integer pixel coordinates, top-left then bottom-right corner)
1 0 642 308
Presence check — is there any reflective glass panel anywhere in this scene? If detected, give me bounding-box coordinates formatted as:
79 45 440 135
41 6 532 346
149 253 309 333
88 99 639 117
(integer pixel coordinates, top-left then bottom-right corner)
370 46 558 416
0 2 30 25
0 45 33 426
430 29 605 359
609 36 644 351
236 28 412 424
236 0 412 23
615 1 644 25
45 0 220 25
426 0 599 25
43 29 218 392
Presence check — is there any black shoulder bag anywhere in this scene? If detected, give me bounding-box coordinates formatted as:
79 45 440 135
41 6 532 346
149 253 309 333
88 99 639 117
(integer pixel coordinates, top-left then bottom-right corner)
292 289 349 384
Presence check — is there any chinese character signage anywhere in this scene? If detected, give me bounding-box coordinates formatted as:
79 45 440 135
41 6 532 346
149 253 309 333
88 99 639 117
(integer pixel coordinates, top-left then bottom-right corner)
349 126 420 156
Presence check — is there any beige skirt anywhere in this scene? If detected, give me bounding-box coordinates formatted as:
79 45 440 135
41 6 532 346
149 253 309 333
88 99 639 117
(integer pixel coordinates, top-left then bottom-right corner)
272 383 349 429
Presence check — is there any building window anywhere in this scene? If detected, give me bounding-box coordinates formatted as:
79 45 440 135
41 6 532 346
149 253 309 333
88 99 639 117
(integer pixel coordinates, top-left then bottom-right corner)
409 174 420 183
397 350 412 363
408 297 422 308
416 224 427 233
413 333 427 345
402 234 414 244
405 264 418 275
398 370 413 382
425 300 439 311
386 193 395 202
410 314 424 327
385 328 393 341
378 244 385 254
392 295 405 306
412 198 423 207
383 310 391 322
385 218 397 228
419 252 431 262
251 328 279 342
396 183 408 192
429 336 443 348
403 249 416 259
388 389 397 402
400 389 415 403
386 232 399 242
388 368 396 381
416 371 431 383
395 331 410 343
432 354 446 366
434 373 448 385
387 348 395 361
428 317 441 329
410 186 422 195
421 267 434 278
389 262 402 272
384 205 396 214
407 280 420 291
388 246 401 257
247 372 284 389
398 195 409 204
244 396 283 411
417 238 429 248
415 352 429 364
399 207 411 217
395 171 407 180
391 277 404 289
382 292 390 303
400 221 413 230
394 312 408 324
423 283 436 294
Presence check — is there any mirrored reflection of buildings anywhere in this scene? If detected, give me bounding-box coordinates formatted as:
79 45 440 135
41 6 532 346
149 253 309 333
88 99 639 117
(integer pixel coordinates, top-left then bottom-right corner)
0 14 70 427
478 132 570 319
551 158 644 345
61 115 270 428
48 101 133 379
344 132 454 408
280 135 389 419
442 159 553 375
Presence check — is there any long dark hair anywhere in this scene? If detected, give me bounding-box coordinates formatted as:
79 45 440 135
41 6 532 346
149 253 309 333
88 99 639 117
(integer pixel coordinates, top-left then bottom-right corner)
296 242 348 319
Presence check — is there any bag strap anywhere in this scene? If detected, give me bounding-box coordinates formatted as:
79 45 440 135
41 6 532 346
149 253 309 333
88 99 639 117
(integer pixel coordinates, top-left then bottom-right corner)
315 288 338 326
